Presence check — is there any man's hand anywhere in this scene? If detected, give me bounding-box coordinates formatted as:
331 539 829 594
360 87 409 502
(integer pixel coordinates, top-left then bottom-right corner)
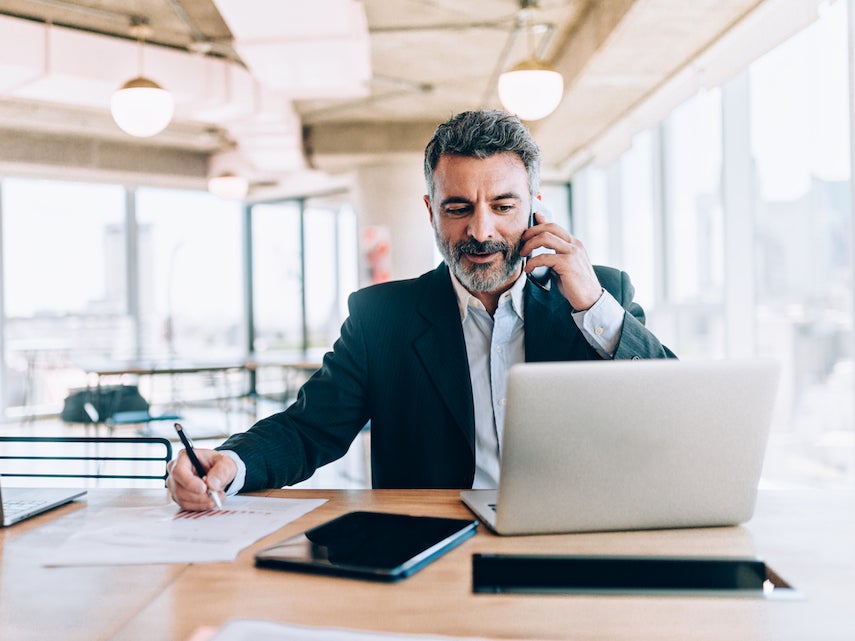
520 211 602 310
167 448 237 511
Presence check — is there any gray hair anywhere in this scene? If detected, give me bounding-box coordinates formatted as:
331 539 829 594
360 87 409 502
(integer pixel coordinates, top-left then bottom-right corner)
423 110 542 202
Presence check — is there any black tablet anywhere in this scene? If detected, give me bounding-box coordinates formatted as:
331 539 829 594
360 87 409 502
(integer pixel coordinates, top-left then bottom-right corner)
471 554 791 596
255 511 478 581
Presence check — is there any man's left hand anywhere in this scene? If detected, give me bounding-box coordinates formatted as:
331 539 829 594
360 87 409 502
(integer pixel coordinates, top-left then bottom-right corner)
520 211 603 311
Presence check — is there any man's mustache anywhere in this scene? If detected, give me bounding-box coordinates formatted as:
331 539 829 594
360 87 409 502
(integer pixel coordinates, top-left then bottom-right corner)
454 239 514 257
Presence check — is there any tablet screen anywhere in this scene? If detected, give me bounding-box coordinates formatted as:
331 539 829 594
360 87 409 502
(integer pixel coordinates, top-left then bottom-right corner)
255 511 478 581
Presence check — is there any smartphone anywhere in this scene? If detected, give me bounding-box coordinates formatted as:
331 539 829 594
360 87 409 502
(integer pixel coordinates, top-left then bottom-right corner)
526 210 554 290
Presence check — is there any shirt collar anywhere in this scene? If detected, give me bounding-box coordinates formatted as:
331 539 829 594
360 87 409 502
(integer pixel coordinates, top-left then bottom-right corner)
448 268 526 322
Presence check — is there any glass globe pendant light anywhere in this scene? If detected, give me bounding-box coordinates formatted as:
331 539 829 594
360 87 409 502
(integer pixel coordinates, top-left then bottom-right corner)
497 8 564 121
110 19 174 138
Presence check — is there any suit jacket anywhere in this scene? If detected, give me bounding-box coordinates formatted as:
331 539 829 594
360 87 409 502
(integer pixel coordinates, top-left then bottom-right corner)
220 263 676 490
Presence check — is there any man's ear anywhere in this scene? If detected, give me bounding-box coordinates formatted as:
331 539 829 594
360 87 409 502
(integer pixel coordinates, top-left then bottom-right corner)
423 194 434 224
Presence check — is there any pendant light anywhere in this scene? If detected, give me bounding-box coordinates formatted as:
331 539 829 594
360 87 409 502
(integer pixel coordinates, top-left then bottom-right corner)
498 11 564 121
110 18 174 138
208 172 250 200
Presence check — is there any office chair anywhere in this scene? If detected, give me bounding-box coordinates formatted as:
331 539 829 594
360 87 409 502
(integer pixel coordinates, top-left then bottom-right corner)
0 436 172 487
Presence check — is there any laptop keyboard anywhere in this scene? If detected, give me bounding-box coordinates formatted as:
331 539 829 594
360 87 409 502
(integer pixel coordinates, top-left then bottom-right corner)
2 498 46 519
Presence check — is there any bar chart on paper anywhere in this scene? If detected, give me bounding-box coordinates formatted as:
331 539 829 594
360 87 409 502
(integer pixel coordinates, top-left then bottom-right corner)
43 496 327 566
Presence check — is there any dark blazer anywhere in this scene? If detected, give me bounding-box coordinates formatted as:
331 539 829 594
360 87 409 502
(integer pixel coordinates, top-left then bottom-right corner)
220 263 676 490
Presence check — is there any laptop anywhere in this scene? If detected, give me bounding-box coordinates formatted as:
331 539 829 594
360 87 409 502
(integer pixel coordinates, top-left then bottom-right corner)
461 359 779 535
0 478 86 527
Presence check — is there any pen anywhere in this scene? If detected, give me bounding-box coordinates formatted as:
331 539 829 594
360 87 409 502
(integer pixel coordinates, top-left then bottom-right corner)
174 422 222 509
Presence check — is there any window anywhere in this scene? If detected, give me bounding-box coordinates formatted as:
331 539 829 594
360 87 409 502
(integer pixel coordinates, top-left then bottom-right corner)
1 178 126 413
250 198 359 356
662 88 725 358
618 131 658 312
570 2 853 488
748 1 851 487
135 187 244 359
570 163 610 263
250 201 304 353
304 199 358 349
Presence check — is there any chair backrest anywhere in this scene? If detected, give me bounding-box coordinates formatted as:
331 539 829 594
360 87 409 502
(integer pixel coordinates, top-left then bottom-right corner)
0 436 172 487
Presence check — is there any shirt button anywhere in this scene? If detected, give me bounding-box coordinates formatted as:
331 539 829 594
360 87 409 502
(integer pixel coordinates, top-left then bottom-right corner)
594 326 604 336
495 346 503 353
499 398 507 406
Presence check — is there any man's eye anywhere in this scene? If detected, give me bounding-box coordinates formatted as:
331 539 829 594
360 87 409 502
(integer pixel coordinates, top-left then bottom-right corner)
444 207 471 217
494 204 516 213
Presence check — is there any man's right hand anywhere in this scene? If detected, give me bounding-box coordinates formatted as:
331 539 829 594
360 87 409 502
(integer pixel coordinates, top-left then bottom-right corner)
167 448 237 511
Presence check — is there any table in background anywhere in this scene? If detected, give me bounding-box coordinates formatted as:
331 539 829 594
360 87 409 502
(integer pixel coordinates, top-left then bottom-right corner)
77 358 249 401
74 358 251 432
243 353 324 402
1 488 853 641
77 355 324 410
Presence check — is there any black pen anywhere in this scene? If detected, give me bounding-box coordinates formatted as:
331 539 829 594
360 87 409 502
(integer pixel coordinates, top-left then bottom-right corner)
174 422 222 509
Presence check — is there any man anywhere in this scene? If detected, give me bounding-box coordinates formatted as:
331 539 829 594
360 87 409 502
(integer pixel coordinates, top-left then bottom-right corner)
169 110 675 511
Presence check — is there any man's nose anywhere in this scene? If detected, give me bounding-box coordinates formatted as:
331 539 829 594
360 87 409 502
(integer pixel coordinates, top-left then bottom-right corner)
466 205 496 241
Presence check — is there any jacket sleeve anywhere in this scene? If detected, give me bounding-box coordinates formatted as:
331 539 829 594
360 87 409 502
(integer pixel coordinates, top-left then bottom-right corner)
595 266 677 360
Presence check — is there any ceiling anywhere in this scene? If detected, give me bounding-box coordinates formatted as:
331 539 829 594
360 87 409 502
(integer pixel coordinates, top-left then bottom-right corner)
0 0 796 197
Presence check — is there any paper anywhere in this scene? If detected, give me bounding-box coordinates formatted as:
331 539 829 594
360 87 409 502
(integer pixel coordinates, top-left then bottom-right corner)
206 619 488 641
44 496 326 566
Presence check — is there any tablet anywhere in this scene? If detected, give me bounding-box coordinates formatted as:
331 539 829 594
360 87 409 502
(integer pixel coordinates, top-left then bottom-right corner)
471 554 794 596
255 511 478 581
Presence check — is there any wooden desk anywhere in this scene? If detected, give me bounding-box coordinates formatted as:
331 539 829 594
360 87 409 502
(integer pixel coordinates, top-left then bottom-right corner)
2 489 853 641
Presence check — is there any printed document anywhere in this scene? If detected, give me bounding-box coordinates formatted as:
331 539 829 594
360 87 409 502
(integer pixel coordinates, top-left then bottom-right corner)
44 496 326 566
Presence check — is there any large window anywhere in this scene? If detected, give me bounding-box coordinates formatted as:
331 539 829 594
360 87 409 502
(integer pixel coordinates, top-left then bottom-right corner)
618 131 658 313
1 179 127 413
0 180 358 419
250 197 358 356
250 201 304 353
135 188 244 359
748 1 851 487
570 2 853 488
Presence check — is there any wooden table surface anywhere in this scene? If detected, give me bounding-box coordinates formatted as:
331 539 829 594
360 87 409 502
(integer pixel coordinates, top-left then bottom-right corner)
2 488 852 641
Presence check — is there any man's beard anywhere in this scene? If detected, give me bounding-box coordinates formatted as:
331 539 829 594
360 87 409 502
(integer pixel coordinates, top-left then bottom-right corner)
434 231 523 293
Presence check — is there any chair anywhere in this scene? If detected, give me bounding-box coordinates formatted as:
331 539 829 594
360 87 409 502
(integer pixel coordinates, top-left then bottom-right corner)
0 436 172 487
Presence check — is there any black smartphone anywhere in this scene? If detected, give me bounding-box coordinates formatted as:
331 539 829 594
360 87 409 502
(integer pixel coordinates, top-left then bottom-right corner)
525 210 553 290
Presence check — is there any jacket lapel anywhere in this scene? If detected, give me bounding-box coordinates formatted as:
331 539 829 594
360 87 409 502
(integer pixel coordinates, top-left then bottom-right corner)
412 264 475 453
524 279 596 362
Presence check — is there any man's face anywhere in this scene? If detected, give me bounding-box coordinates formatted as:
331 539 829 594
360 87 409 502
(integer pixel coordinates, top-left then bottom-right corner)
424 153 533 295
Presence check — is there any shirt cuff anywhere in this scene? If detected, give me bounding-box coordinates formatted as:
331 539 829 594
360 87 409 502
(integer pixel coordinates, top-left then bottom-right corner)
571 289 624 358
218 449 246 496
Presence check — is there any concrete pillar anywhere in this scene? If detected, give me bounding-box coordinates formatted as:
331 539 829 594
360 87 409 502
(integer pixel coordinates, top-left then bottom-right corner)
350 155 437 283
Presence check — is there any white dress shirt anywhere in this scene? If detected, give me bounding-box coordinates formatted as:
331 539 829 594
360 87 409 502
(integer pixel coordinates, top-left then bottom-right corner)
448 270 625 488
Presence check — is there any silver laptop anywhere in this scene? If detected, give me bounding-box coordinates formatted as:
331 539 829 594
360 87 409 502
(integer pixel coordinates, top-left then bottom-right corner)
461 359 779 535
0 478 86 527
